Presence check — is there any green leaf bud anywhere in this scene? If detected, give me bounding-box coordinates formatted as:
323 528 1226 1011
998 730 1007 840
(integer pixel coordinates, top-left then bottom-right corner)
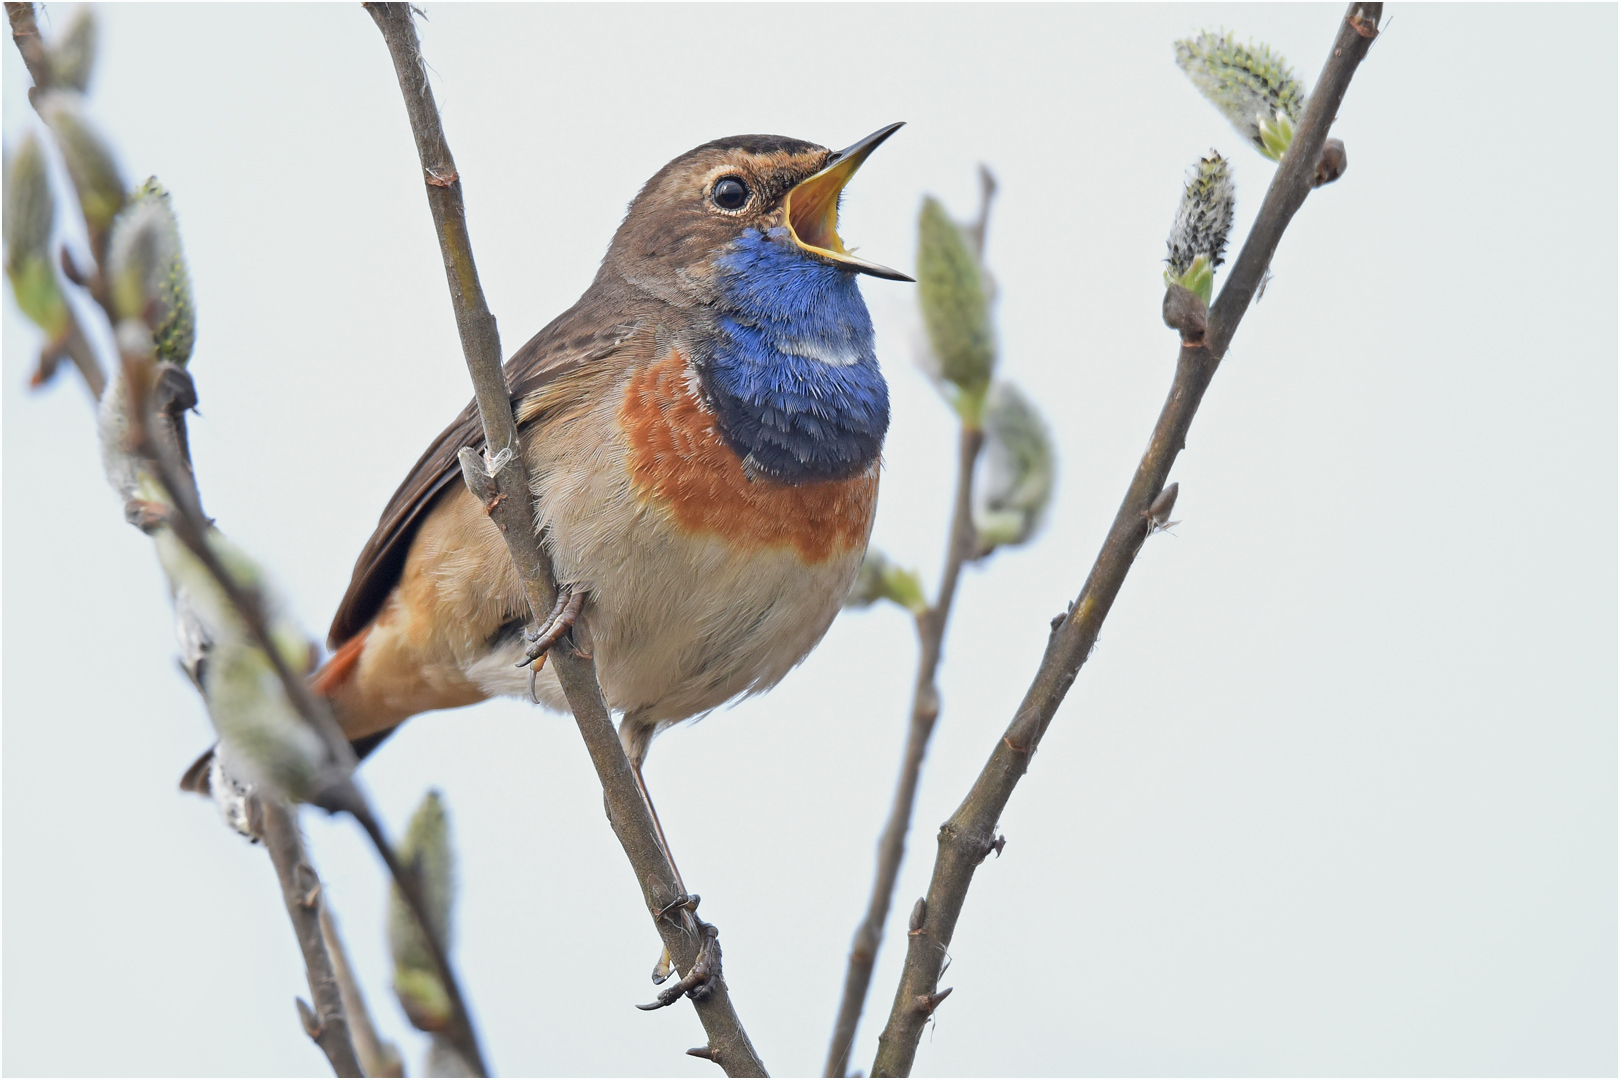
1164 153 1235 307
390 790 456 1032
916 196 995 424
3 133 68 338
845 549 928 615
46 8 98 93
106 179 195 365
34 90 124 246
974 382 1055 551
1175 30 1306 161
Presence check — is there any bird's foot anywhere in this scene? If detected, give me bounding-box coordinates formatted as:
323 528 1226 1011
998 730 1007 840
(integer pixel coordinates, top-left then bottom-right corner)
636 918 722 1011
655 893 700 924
515 586 585 668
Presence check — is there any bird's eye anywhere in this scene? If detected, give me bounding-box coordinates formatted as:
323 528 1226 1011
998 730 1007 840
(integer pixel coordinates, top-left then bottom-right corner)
712 176 749 211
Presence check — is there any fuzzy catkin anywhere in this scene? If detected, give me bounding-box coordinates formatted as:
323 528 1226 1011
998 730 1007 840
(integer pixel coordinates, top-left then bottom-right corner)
1175 30 1305 151
106 179 196 366
1166 153 1236 276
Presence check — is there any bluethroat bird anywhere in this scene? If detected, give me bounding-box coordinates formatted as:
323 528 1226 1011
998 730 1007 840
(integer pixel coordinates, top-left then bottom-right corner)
189 126 910 859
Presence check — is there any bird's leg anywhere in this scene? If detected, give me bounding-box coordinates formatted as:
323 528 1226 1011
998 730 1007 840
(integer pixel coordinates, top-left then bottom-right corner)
637 758 700 985
635 759 687 896
515 586 584 667
621 715 723 999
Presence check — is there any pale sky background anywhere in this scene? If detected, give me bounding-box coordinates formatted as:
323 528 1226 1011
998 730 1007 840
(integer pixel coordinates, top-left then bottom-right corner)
3 4 1615 1077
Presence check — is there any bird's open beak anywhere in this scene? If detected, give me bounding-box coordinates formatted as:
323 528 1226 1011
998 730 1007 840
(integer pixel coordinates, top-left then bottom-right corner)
784 122 913 282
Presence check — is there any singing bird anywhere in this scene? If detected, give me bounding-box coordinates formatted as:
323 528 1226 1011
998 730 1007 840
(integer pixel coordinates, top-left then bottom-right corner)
305 125 909 783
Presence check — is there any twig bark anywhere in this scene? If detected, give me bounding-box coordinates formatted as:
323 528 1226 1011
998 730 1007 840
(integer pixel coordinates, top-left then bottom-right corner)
363 5 766 1074
3 1 48 95
321 900 405 1078
824 172 997 1078
870 6 1382 1075
261 797 365 1079
824 427 983 1077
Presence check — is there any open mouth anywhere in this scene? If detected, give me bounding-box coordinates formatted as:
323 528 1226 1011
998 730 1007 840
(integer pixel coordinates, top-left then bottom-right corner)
783 122 913 281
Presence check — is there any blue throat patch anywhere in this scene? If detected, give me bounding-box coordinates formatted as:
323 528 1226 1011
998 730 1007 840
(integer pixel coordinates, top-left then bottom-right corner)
705 227 889 485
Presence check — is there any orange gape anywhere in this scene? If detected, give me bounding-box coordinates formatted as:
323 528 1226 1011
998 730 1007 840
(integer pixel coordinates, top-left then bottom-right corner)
620 351 878 566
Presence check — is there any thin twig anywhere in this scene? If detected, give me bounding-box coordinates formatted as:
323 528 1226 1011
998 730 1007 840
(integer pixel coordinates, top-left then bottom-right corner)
870 5 1383 1075
321 900 404 1078
3 1 48 95
824 426 984 1078
121 357 490 1077
261 797 365 1078
363 5 766 1073
3 7 479 1072
824 175 997 1078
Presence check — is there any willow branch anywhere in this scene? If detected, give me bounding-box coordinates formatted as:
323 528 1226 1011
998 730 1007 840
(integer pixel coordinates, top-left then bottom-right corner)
261 797 365 1078
824 172 997 1078
321 900 404 1078
120 354 490 1077
825 426 983 1077
3 8 469 1070
871 5 1382 1075
4 1 48 95
363 5 766 1073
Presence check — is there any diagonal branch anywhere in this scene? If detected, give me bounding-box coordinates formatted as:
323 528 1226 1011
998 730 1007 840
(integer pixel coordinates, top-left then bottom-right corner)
3 1 48 94
123 355 491 1077
870 5 1383 1075
363 5 766 1074
5 6 467 1073
261 796 365 1079
320 898 405 1077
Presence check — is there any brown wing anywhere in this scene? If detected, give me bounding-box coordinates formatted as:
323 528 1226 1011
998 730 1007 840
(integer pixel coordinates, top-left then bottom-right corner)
327 309 643 648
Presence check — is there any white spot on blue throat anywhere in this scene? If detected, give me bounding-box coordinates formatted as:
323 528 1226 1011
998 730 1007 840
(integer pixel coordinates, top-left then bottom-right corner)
706 228 889 484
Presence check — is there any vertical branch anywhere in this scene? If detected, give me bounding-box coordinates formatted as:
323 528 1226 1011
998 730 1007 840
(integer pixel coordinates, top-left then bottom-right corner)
824 175 998 1077
823 427 982 1077
870 5 1382 1076
261 798 364 1079
363 6 766 1073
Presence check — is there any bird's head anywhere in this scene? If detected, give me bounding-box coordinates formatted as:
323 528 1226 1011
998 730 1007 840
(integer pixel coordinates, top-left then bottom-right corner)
603 124 910 298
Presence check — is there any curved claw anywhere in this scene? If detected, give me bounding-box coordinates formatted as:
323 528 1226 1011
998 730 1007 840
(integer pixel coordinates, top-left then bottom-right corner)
514 588 584 667
635 921 721 1011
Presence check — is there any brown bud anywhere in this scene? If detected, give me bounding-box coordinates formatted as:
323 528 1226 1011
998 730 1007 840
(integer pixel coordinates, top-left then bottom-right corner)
1162 283 1208 345
1313 138 1348 188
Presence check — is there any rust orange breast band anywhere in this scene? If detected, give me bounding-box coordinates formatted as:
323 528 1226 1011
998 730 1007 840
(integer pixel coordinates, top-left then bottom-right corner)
620 351 877 565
